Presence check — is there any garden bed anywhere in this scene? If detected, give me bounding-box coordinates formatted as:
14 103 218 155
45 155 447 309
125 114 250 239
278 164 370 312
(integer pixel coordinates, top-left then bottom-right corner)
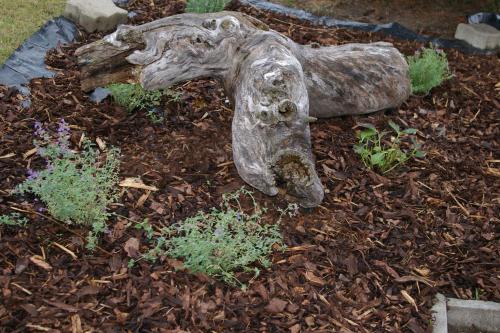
0 0 498 332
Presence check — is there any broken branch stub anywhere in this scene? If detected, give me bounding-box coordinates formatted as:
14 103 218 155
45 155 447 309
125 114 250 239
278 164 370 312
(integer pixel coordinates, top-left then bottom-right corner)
76 11 410 207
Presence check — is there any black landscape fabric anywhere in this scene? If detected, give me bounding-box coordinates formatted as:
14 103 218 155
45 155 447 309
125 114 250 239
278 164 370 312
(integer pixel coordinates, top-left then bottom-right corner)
0 17 78 89
240 0 496 55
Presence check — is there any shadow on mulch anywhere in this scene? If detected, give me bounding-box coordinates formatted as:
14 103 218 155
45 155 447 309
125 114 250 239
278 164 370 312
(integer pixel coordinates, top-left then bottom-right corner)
0 0 498 332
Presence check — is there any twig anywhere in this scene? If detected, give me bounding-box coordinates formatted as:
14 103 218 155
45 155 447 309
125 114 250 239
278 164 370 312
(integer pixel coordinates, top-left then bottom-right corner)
52 242 78 260
446 189 470 216
11 282 32 295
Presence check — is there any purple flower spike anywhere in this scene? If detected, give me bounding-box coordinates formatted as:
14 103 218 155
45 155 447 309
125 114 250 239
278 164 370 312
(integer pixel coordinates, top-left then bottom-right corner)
57 118 71 153
27 169 39 180
34 121 49 141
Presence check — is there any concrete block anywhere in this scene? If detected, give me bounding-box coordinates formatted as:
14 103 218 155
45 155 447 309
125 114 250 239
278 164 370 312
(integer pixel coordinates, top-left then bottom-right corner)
455 23 500 50
63 0 128 33
432 293 500 333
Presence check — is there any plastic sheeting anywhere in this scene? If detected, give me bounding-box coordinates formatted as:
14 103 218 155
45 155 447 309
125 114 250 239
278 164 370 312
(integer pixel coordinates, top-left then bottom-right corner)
239 0 495 54
468 12 500 30
0 17 79 90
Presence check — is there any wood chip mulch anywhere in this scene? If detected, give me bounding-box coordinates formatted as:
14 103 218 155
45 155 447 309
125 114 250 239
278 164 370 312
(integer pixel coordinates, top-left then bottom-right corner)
0 1 498 332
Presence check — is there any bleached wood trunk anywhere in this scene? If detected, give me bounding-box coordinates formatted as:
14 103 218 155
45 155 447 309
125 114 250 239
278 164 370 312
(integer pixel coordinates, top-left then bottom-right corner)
76 11 410 207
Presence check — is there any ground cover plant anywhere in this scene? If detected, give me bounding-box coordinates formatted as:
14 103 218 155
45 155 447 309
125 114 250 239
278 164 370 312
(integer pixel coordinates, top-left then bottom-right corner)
0 0 65 63
160 188 288 287
0 1 498 332
15 119 120 249
354 120 425 173
408 47 452 95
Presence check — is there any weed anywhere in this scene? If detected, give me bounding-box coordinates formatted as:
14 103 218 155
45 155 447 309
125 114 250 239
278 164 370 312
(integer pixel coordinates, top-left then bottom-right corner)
15 119 120 250
354 121 425 173
185 0 231 13
0 213 28 227
407 47 451 95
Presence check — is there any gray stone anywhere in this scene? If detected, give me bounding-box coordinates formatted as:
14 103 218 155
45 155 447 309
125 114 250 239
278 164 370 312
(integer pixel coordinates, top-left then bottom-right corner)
455 23 500 50
432 293 500 333
63 0 127 33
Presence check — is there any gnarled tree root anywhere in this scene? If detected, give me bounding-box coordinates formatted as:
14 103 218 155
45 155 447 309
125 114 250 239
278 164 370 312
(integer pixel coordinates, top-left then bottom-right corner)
76 11 410 207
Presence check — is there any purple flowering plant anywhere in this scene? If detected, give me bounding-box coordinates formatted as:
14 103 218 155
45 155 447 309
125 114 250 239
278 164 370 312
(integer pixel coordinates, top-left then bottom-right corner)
16 119 121 250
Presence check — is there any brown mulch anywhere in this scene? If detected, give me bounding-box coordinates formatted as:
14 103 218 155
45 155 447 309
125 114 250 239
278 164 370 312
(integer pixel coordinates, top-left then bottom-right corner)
0 1 499 332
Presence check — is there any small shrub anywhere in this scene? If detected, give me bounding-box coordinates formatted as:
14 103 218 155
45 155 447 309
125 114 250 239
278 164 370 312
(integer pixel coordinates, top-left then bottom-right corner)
354 121 425 173
407 47 451 95
185 0 231 13
16 120 120 249
0 213 28 227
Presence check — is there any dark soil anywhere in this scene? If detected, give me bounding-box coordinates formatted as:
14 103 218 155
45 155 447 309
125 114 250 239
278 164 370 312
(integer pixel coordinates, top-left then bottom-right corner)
270 0 498 38
1 1 499 332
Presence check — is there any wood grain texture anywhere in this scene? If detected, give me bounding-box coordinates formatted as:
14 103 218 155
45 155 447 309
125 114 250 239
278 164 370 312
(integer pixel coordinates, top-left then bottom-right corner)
76 11 410 207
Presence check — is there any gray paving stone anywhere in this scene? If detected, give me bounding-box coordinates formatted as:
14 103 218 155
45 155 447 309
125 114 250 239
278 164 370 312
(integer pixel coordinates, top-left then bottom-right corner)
455 23 500 50
64 0 127 33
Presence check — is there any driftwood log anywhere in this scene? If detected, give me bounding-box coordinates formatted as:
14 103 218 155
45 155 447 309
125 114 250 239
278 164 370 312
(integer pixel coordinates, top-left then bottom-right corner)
76 11 410 207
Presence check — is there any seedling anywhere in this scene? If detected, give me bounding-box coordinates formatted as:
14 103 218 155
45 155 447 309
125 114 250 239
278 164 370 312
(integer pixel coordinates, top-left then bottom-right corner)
354 121 425 173
407 47 451 95
0 213 28 227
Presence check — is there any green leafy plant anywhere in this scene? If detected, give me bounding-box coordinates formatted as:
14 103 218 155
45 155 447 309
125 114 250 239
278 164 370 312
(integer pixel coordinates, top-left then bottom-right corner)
354 121 425 173
407 47 451 95
185 0 231 13
15 120 120 249
107 83 164 113
0 213 28 227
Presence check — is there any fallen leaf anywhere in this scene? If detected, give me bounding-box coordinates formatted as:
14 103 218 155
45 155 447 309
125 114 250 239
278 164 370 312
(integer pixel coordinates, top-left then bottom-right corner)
289 323 301 333
15 257 30 274
23 148 37 159
373 260 400 279
304 271 326 286
123 238 140 258
95 137 106 151
29 255 52 271
71 314 83 333
119 178 158 191
401 290 418 312
265 298 288 313
114 308 129 324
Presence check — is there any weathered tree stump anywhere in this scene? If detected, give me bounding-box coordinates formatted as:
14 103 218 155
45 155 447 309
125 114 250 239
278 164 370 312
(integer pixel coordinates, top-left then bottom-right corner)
76 11 410 207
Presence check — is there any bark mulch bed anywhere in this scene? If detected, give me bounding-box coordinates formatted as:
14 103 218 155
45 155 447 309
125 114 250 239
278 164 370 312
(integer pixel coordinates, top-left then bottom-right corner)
0 1 499 332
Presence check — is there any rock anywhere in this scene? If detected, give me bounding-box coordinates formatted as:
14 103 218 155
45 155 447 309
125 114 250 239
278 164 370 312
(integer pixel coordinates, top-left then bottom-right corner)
63 0 128 33
455 23 500 50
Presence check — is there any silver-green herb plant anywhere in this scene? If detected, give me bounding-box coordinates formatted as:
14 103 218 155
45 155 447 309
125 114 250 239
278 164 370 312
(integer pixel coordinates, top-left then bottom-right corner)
185 0 231 13
0 213 28 227
107 83 181 123
129 188 296 288
354 121 425 173
407 47 451 95
15 120 120 250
